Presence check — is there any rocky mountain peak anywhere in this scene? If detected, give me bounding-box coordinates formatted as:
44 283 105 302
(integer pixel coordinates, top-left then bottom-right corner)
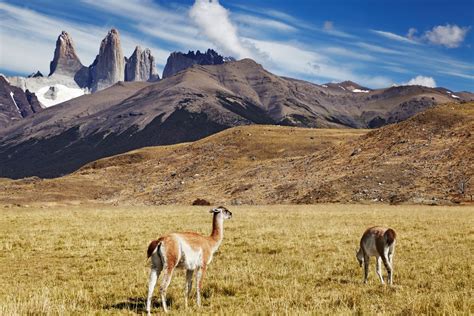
89 28 125 92
162 48 232 78
125 46 160 82
28 71 44 78
49 31 84 77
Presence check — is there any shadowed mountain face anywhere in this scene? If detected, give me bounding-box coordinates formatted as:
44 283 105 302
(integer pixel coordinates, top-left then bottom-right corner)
162 49 232 78
0 103 472 205
0 76 43 128
0 59 472 179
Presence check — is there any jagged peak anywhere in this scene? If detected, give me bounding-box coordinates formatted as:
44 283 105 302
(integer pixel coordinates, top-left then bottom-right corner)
49 30 83 77
124 45 158 82
163 48 235 78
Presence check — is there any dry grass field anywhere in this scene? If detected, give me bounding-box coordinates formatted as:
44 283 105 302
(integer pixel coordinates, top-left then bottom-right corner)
1 204 472 315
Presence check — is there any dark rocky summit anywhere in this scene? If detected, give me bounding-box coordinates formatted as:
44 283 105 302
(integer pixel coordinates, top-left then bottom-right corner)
125 46 160 82
28 71 44 78
162 49 228 78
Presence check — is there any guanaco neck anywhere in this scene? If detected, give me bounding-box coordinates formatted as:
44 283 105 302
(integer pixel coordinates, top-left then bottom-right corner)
210 213 224 247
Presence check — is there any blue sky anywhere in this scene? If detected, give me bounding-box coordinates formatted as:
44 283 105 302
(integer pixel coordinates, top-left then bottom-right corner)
0 0 473 91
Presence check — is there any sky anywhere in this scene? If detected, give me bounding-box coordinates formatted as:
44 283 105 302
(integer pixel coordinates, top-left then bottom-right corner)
0 0 473 91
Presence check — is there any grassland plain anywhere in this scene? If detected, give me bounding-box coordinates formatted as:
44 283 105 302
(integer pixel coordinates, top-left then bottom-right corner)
0 204 472 315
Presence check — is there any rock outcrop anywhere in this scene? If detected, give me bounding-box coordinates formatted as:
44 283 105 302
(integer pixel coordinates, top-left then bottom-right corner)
0 76 42 128
89 29 125 92
49 31 85 77
125 46 160 82
162 49 228 78
28 71 44 78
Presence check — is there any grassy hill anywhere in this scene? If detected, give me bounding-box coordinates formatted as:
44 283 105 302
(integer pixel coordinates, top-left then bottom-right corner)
0 102 472 205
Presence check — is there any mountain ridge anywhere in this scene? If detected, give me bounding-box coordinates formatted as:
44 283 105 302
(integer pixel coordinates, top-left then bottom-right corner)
0 58 472 179
0 102 471 205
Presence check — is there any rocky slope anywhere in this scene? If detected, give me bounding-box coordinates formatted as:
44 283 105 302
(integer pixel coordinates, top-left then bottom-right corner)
323 80 371 92
0 59 471 179
0 103 471 205
0 76 43 128
162 49 230 78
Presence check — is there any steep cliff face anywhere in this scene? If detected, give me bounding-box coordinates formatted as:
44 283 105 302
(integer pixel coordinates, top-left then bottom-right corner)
89 29 125 92
49 31 85 77
125 46 160 82
162 49 227 78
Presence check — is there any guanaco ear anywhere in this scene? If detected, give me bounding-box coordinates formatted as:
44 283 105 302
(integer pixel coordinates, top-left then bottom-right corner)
210 207 220 213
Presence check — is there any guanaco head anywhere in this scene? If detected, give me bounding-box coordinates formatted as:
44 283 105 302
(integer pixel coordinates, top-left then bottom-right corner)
356 248 364 267
210 206 232 219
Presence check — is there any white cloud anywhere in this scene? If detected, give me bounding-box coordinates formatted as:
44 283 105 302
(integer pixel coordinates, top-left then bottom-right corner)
355 42 404 55
321 46 375 62
322 21 354 38
232 13 297 33
189 0 253 59
372 30 418 44
231 4 318 32
403 75 437 87
323 21 334 31
407 27 418 40
439 71 474 80
424 24 470 48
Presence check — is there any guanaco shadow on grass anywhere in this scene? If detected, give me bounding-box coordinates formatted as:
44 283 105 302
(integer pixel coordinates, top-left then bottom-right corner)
105 296 174 312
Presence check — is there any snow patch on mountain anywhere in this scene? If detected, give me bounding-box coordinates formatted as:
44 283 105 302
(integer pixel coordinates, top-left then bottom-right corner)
352 89 370 93
36 84 86 108
9 92 21 114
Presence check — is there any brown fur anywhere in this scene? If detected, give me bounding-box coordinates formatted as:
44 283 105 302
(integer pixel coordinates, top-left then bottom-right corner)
180 232 215 263
361 226 396 257
147 239 161 258
146 207 231 313
384 228 397 246
150 211 226 267
358 226 397 285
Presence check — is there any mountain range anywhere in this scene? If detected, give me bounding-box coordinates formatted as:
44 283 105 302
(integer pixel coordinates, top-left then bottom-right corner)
0 28 473 179
4 29 160 112
1 102 472 205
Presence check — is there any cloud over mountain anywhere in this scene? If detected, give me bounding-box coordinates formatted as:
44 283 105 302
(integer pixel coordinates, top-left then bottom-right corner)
403 75 437 88
189 0 253 59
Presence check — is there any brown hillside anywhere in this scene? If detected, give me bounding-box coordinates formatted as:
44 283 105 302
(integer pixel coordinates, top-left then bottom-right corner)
1 59 469 179
0 103 472 205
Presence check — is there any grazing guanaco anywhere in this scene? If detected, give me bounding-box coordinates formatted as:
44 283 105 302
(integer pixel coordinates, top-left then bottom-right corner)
356 226 396 285
146 206 232 314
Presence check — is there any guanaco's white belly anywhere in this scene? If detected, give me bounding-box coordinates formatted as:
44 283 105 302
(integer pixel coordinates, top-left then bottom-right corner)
175 236 203 270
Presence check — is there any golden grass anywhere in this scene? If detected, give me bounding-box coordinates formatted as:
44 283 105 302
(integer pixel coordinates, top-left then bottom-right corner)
0 204 473 315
